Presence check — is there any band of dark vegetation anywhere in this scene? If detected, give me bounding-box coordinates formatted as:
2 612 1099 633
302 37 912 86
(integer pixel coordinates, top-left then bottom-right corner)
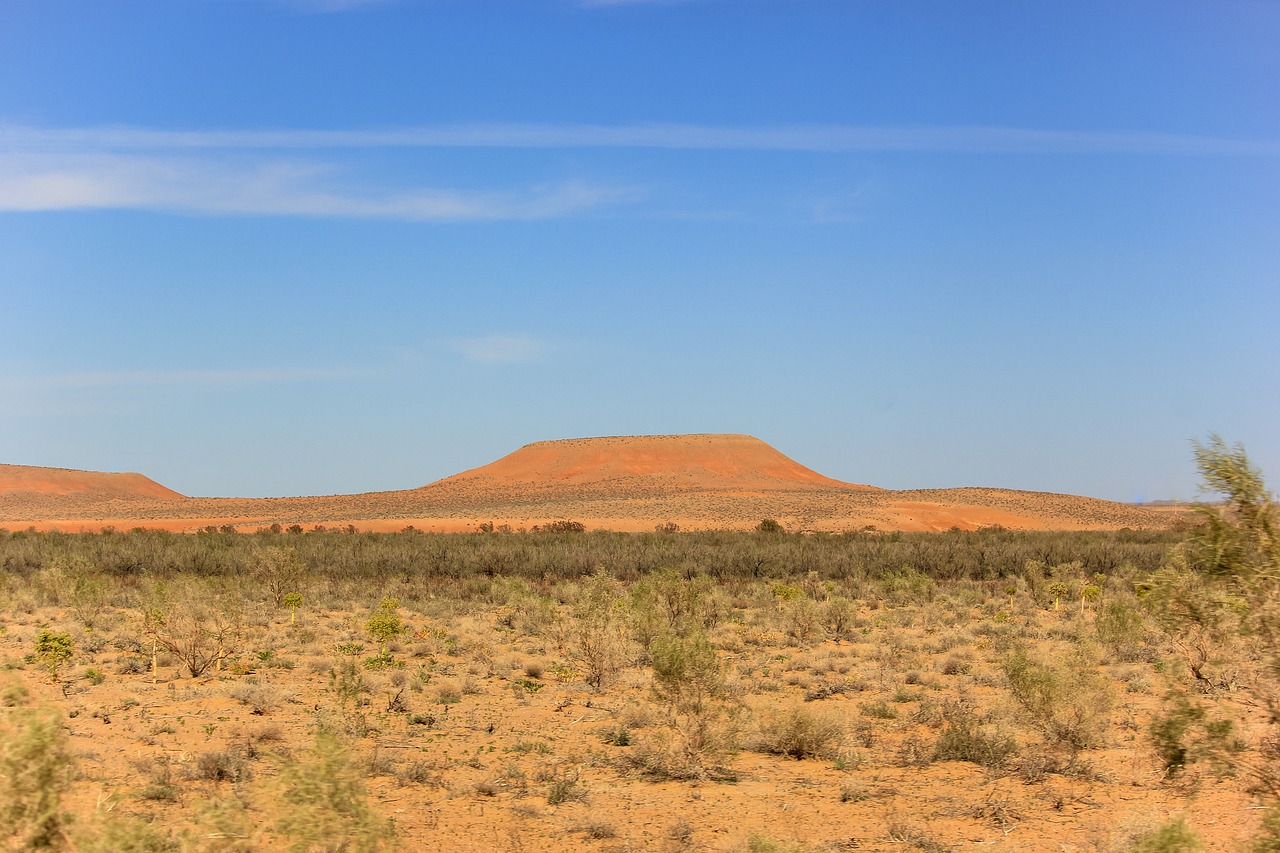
0 525 1180 586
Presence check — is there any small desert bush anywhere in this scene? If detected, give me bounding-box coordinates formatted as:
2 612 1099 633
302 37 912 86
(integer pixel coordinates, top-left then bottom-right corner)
625 727 734 782
1094 599 1151 662
567 572 635 690
930 703 1018 769
545 772 587 805
275 731 395 852
823 596 857 640
136 756 181 802
754 706 845 760
745 834 823 853
142 584 245 678
1147 692 1240 778
33 629 74 682
191 746 252 784
1128 818 1203 853
629 567 722 649
574 817 617 839
648 630 739 776
859 700 897 720
1002 643 1112 750
0 704 74 850
72 813 178 853
229 681 286 715
782 597 826 645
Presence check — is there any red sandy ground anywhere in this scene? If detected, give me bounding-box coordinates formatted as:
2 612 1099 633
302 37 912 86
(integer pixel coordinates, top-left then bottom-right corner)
0 435 1174 534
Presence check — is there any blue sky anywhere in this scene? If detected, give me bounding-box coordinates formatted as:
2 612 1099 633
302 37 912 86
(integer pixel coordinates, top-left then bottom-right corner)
1 0 1277 501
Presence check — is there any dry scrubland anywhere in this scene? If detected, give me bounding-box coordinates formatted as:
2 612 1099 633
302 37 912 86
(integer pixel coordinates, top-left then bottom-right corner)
0 526 1269 852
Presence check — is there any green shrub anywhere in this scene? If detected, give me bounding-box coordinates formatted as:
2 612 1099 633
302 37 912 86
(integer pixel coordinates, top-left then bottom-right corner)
1095 599 1149 662
191 747 252 784
0 705 73 850
1129 818 1202 853
1002 644 1112 750
647 631 737 777
1148 692 1239 777
275 731 394 852
745 835 822 853
880 567 936 605
859 700 897 720
629 567 721 648
142 584 244 678
823 597 857 640
33 630 74 683
75 813 178 853
545 774 586 805
366 598 404 658
930 703 1018 769
282 592 303 624
569 572 634 690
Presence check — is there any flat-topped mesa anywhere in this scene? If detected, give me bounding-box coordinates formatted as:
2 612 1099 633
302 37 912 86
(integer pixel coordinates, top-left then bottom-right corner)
0 464 185 500
429 433 878 492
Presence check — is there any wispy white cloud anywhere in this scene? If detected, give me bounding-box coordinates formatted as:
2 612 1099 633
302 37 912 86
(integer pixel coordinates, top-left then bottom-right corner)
448 334 555 365
4 122 1276 157
2 121 1272 219
808 181 874 224
0 366 364 392
0 151 634 219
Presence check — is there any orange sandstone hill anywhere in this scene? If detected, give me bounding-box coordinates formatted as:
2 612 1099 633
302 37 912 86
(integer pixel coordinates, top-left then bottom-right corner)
0 464 185 500
0 435 1171 533
433 434 878 494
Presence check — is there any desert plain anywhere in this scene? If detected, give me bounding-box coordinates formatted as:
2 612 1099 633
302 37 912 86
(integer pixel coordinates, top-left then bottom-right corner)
0 435 1264 852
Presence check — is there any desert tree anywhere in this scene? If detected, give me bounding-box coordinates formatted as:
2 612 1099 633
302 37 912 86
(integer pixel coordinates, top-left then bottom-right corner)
142 579 245 678
254 545 305 608
1147 436 1280 846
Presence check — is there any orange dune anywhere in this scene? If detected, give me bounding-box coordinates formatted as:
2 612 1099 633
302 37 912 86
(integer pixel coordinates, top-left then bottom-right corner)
0 435 1173 533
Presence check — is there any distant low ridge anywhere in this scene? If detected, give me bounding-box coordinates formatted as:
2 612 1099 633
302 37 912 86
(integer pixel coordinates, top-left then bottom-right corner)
0 464 185 500
0 435 1174 533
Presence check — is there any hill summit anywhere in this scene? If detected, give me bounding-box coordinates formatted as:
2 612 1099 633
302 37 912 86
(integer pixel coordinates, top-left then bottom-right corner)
429 434 877 493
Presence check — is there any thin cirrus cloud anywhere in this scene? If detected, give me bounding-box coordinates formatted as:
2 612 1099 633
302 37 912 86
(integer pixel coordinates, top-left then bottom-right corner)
448 334 556 365
0 151 633 220
2 121 1275 220
4 122 1277 157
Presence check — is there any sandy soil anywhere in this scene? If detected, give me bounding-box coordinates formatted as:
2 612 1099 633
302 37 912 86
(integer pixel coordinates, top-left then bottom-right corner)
1 588 1259 852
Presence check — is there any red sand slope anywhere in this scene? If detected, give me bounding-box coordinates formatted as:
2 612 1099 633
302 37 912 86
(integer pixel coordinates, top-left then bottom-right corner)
0 464 184 499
